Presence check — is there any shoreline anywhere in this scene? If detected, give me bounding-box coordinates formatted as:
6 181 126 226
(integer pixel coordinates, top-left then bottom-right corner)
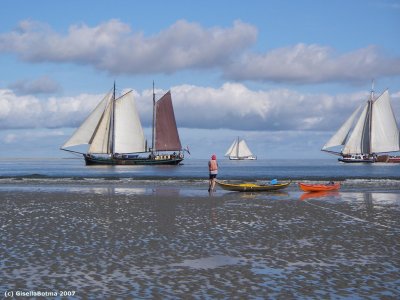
1 177 400 194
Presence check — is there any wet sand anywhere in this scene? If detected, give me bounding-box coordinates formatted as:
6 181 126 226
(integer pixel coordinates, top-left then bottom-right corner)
1 189 400 299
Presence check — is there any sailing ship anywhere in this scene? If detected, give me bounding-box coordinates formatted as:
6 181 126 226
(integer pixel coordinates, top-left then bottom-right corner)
61 83 185 165
321 86 400 163
225 137 257 160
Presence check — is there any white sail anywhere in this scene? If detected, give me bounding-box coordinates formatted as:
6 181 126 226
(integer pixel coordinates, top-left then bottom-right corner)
322 105 362 151
61 83 185 165
342 102 369 154
225 139 238 156
237 139 253 157
88 98 113 153
61 91 113 149
114 92 146 153
371 90 400 153
225 138 255 158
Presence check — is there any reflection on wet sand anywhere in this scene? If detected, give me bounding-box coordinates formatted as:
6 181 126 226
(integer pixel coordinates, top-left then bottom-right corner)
1 189 399 299
300 191 400 231
217 191 290 200
299 191 340 201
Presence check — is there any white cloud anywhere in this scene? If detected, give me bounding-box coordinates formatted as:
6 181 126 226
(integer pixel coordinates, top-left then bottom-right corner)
224 43 400 84
0 89 102 129
169 83 376 131
1 20 399 84
2 84 394 133
0 19 257 74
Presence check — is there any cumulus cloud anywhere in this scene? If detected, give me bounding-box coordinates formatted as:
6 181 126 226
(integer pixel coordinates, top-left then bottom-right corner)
0 89 103 129
2 84 392 134
0 19 257 74
224 43 400 84
169 83 372 131
8 76 61 95
1 19 399 84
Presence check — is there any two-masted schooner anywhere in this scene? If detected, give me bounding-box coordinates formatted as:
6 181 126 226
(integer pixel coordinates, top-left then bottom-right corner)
322 87 400 163
61 83 185 165
225 137 257 160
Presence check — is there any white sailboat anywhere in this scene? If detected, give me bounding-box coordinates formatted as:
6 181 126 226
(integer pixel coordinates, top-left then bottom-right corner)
322 86 400 163
225 137 257 160
60 83 185 165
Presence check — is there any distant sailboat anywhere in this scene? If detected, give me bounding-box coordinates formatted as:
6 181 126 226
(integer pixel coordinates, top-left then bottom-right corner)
61 83 185 165
322 86 400 163
225 137 257 160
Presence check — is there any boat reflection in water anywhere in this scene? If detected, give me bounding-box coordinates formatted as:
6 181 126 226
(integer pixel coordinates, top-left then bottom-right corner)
299 191 340 201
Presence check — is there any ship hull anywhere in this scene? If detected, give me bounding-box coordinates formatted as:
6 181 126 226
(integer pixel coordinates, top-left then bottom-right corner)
375 155 400 163
228 156 257 160
388 157 400 163
338 154 375 163
84 154 183 165
338 157 374 163
339 154 400 163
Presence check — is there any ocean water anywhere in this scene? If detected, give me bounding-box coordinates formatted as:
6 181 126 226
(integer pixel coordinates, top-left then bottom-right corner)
1 157 400 194
1 157 400 180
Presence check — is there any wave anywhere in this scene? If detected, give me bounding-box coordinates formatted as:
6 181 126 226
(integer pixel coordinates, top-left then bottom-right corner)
1 176 400 190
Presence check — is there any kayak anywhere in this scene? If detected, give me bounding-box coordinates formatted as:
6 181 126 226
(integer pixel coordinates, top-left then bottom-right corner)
216 180 291 192
298 182 340 192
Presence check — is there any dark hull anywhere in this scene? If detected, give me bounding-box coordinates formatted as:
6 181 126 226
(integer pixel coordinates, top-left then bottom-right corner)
338 157 374 163
339 154 400 163
84 154 183 165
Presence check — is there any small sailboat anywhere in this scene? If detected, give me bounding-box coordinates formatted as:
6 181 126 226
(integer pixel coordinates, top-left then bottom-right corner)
225 137 257 160
61 83 185 165
321 84 400 163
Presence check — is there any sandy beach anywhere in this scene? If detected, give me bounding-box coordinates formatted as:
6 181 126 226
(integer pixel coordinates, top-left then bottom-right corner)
1 186 400 299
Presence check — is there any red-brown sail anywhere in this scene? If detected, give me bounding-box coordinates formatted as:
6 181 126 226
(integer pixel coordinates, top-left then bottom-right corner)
155 91 182 151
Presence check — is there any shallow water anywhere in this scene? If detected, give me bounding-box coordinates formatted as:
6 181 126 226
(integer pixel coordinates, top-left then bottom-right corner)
2 158 400 181
1 188 399 299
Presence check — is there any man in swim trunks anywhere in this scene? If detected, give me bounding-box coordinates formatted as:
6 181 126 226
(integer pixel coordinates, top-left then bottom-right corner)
208 154 218 192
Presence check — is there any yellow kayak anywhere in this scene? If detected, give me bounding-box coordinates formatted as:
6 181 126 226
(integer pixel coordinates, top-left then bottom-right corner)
216 180 291 192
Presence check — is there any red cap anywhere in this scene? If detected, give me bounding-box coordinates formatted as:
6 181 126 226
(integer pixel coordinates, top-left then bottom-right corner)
211 154 217 160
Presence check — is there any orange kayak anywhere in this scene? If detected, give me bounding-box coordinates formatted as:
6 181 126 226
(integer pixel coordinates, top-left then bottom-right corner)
298 182 340 192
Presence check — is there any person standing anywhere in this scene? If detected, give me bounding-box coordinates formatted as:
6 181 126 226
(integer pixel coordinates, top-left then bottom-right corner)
208 154 218 192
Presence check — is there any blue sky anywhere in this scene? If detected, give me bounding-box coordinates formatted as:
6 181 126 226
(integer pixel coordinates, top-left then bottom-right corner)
1 0 400 159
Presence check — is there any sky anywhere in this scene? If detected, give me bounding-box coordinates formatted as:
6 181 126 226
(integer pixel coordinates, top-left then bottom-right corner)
0 0 400 159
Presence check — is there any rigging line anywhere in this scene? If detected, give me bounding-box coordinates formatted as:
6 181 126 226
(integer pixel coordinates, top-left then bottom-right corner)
301 199 399 233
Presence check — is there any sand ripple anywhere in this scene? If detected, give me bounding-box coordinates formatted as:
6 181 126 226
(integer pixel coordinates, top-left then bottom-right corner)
1 191 399 298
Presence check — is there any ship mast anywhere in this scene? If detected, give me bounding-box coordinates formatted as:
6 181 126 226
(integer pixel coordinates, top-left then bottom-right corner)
368 79 374 154
110 81 116 155
236 136 239 158
151 81 156 154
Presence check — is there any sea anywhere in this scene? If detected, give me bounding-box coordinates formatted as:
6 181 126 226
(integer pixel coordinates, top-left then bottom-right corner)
1 158 400 298
0 158 400 188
